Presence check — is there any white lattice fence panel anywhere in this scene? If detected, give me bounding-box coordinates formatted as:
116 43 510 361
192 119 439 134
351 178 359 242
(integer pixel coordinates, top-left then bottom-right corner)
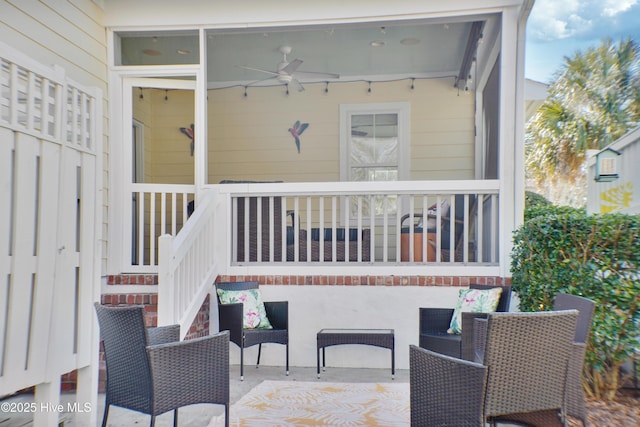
0 56 61 140
0 43 101 426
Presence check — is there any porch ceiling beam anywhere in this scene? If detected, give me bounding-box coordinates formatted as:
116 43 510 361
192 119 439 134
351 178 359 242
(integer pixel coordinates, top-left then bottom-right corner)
455 21 485 89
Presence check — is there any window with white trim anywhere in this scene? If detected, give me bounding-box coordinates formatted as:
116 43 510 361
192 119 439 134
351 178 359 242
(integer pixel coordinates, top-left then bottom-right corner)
340 102 410 217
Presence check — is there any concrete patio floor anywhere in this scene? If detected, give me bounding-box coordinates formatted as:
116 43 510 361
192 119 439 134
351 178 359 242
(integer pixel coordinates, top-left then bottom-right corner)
3 365 408 426
3 364 525 426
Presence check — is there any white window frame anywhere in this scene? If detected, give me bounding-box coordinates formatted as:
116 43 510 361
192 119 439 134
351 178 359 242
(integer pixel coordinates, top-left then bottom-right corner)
339 102 410 225
339 102 410 182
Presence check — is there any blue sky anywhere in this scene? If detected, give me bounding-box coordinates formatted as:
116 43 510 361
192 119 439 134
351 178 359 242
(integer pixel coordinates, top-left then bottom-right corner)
526 0 640 82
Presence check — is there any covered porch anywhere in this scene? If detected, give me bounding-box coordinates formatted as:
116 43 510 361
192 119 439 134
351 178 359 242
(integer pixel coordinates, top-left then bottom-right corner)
102 2 531 356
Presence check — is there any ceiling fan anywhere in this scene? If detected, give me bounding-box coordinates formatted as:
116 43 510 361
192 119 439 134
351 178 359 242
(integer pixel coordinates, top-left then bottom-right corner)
238 45 339 92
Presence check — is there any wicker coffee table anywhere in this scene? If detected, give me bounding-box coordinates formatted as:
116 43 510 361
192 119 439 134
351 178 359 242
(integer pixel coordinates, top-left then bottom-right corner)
316 328 395 379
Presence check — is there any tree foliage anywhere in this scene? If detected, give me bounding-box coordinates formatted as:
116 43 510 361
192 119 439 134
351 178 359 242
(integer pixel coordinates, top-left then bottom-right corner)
512 206 640 400
526 38 640 197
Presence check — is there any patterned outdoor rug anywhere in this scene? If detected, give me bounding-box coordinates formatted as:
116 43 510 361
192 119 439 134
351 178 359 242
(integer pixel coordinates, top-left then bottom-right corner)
208 380 410 426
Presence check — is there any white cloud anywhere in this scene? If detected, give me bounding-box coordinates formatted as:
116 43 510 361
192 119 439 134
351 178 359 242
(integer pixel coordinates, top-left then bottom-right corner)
526 0 640 81
603 0 637 17
528 0 638 41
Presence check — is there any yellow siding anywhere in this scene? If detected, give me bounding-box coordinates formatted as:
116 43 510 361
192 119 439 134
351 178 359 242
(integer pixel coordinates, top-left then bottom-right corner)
149 89 195 184
207 78 474 184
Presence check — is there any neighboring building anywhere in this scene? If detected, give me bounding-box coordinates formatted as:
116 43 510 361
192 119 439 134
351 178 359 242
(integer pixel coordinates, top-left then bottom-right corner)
0 1 535 424
587 126 640 215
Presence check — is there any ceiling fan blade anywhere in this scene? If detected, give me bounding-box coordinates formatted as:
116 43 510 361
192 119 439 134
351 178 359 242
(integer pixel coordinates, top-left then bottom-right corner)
293 70 340 80
291 78 305 92
281 59 303 74
236 65 280 76
245 75 278 87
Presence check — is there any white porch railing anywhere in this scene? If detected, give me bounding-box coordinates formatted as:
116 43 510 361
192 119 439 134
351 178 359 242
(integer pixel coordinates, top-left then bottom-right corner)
128 183 195 272
218 180 500 266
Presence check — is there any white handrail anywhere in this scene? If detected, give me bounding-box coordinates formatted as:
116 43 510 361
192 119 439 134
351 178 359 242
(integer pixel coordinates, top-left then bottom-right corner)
158 189 219 338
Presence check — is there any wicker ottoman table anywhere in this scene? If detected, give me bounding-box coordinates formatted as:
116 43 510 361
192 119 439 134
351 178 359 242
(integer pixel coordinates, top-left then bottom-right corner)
316 328 395 379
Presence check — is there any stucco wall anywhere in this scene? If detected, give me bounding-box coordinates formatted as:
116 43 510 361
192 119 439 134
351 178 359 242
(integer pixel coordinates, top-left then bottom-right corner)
233 284 476 370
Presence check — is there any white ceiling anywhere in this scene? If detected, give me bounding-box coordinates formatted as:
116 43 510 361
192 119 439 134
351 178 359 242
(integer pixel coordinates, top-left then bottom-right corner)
118 15 498 89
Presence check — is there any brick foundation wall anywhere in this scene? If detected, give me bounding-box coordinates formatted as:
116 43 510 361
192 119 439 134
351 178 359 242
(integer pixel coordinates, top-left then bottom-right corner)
216 274 511 287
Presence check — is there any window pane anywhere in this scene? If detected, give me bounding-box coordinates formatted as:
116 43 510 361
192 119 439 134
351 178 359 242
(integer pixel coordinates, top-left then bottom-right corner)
375 137 398 163
351 167 398 182
352 194 398 217
350 113 398 166
116 31 199 66
351 136 374 164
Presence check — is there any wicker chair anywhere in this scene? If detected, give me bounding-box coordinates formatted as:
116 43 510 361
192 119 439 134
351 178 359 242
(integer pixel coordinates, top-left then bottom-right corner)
216 281 289 380
495 293 595 427
418 284 512 359
94 303 230 427
292 227 371 262
410 310 579 426
410 345 487 426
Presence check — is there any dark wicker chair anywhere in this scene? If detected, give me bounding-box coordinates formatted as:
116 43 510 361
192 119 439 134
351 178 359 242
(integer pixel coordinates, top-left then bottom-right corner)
410 310 579 426
418 283 512 359
220 180 286 262
94 303 230 427
216 281 289 380
495 293 595 427
410 345 487 426
292 227 371 262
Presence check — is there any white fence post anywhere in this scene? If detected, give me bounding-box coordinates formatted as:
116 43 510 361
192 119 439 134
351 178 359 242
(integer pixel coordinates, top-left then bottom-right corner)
158 234 176 328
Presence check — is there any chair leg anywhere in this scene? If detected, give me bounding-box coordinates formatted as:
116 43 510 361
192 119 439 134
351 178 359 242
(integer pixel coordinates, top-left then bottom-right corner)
173 409 178 427
150 415 155 427
225 403 230 427
256 343 262 368
101 404 109 427
286 342 290 376
240 344 244 381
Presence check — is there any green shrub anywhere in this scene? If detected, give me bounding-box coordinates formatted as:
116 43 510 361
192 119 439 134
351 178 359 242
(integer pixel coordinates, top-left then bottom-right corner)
511 210 640 400
525 191 552 209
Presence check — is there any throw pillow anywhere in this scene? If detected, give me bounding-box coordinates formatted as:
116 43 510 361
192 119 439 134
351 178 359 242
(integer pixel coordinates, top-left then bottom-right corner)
425 199 451 229
217 288 273 329
447 287 503 334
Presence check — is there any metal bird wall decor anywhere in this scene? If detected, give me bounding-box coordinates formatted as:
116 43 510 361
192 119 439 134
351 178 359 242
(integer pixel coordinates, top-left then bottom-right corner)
180 124 194 156
288 120 309 153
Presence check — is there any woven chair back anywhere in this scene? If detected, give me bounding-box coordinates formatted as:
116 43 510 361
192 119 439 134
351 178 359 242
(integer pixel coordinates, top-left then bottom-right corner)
553 293 595 343
482 310 578 417
94 304 153 413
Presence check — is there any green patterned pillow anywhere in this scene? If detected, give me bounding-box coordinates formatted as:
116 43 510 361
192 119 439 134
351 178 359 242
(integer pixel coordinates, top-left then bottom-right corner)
217 288 273 330
447 287 503 334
